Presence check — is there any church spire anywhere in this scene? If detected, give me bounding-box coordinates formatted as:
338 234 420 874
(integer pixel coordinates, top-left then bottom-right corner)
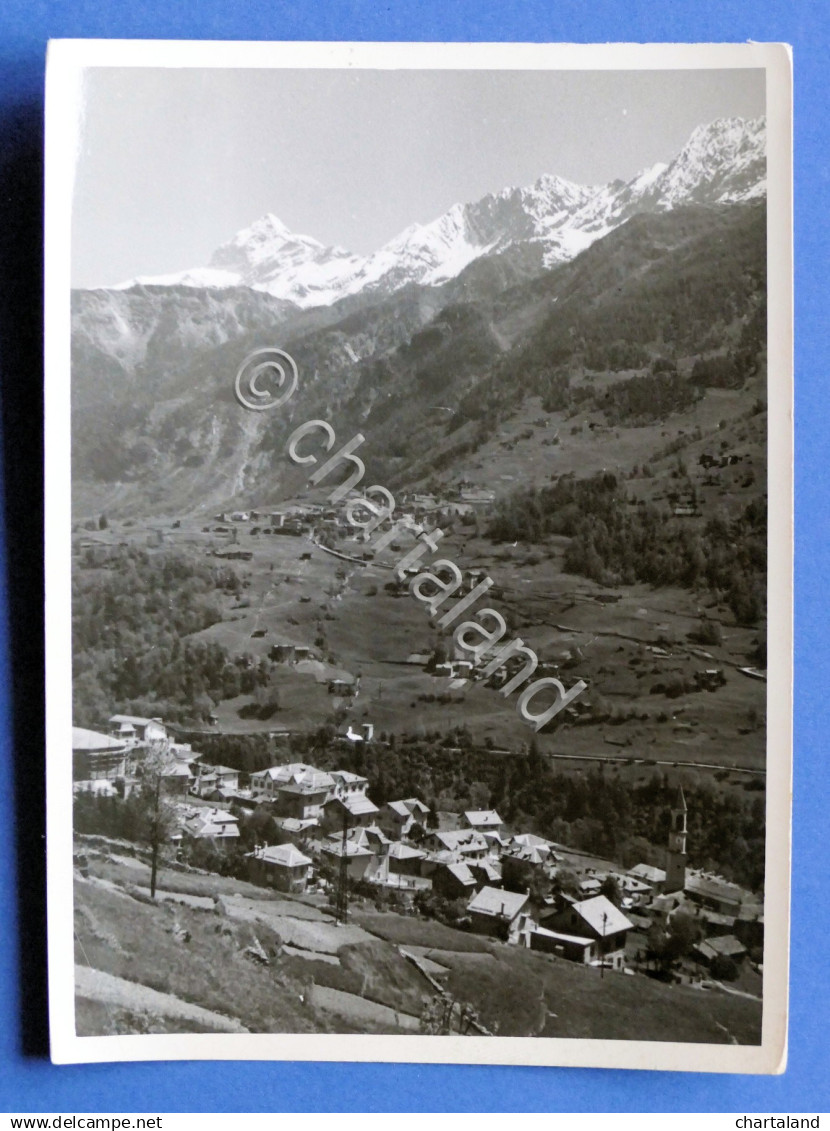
665 785 688 894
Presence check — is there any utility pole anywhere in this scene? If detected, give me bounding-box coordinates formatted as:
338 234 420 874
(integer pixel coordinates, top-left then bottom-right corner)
149 768 162 899
601 910 608 980
335 804 349 925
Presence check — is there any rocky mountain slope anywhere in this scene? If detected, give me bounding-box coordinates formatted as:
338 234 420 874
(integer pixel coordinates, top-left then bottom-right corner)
71 196 766 519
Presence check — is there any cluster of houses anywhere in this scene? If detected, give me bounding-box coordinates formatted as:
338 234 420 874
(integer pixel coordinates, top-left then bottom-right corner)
72 715 248 852
73 715 763 979
73 716 239 800
207 482 497 549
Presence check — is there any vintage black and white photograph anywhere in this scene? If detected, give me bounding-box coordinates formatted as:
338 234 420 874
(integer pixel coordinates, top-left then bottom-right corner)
45 41 792 1070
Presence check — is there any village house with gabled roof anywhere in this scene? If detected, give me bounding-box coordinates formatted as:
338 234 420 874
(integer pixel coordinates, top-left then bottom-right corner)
511 832 554 859
378 797 430 840
180 807 240 849
467 886 533 944
250 762 332 801
504 840 551 869
427 828 489 860
72 727 128 782
329 769 370 798
108 714 168 745
276 778 333 821
543 894 633 972
532 925 599 964
463 809 504 837
683 872 754 917
246 842 312 893
432 860 478 901
320 834 376 880
192 762 239 796
345 824 390 855
629 863 667 891
250 763 335 818
274 816 319 848
320 792 380 833
471 858 502 888
693 933 747 969
160 760 191 796
500 840 552 893
385 841 427 876
371 843 432 892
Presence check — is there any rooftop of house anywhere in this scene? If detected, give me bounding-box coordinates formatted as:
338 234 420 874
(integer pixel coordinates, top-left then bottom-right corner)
350 825 390 850
248 843 312 868
630 863 667 884
185 806 237 824
209 788 237 801
183 809 240 839
72 727 127 753
275 817 319 832
321 837 374 859
279 781 332 798
696 934 747 960
432 829 488 853
109 714 166 728
464 809 503 828
696 909 737 928
508 844 549 866
443 862 477 886
386 797 430 818
330 769 369 785
387 842 426 861
570 895 633 938
473 860 502 882
512 833 552 852
161 762 191 778
685 873 752 907
467 886 530 921
619 875 653 893
250 763 334 791
327 794 379 817
649 892 685 915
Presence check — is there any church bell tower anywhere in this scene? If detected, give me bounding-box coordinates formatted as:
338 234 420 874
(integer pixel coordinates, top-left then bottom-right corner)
665 785 687 894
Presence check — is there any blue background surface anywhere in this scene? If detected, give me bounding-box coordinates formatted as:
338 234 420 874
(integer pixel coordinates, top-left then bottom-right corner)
0 0 824 1114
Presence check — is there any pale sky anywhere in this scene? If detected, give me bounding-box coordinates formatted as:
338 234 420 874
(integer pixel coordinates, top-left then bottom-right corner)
71 67 765 288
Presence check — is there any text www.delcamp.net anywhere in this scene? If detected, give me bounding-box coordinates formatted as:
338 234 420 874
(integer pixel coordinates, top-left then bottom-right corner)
10 1120 161 1129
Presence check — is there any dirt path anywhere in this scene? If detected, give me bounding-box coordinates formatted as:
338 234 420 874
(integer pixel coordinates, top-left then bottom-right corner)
75 965 249 1033
220 894 373 953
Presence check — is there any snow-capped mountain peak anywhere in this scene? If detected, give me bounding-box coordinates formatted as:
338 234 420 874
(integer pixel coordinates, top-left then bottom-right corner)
112 116 765 308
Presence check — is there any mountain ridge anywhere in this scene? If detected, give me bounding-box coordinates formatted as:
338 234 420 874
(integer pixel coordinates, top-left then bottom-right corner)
108 117 765 310
72 199 766 518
